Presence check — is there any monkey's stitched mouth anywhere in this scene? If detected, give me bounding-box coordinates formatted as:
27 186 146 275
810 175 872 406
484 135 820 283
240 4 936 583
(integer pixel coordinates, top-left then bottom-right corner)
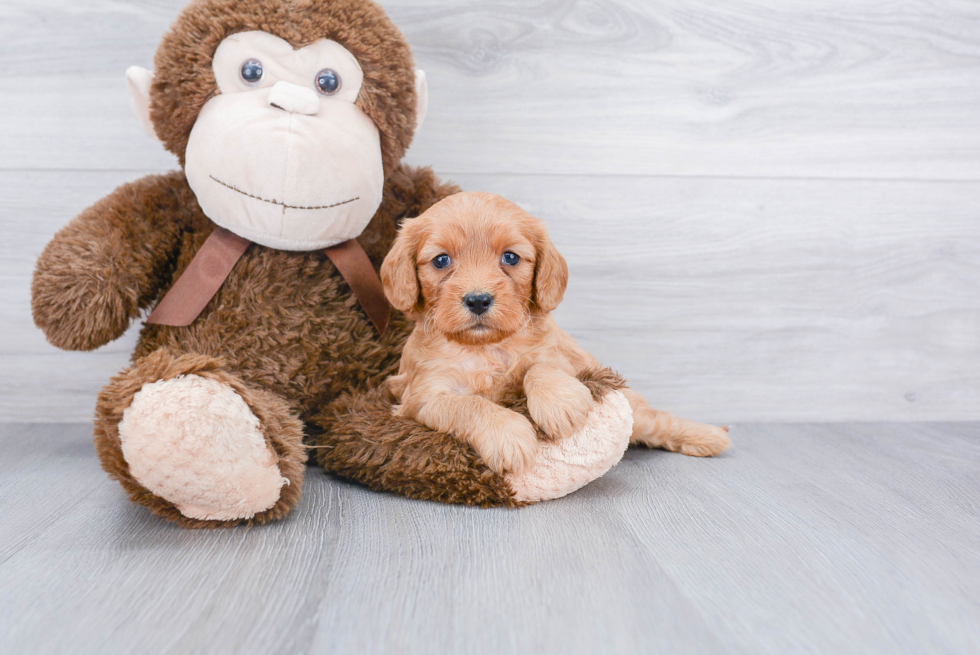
210 176 359 211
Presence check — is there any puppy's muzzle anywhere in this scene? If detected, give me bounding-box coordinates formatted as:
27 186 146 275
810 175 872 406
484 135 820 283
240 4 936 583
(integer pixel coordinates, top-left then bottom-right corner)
463 292 494 316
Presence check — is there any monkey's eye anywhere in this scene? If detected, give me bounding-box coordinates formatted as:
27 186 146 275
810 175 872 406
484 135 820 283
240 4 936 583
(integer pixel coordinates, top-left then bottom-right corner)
315 68 342 95
432 254 452 270
240 59 264 85
501 251 521 266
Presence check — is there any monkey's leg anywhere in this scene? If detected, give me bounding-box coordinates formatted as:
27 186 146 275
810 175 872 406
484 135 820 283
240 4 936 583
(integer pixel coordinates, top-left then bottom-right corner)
622 389 732 457
95 349 306 528
309 368 635 507
310 388 518 507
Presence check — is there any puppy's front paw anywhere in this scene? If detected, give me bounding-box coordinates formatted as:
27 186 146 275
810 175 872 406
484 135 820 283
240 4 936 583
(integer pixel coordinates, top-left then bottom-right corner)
528 377 594 441
472 411 539 475
678 424 732 457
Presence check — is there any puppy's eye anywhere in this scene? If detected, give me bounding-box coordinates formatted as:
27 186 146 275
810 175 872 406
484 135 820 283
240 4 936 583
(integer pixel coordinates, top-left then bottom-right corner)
501 251 521 266
240 59 264 85
432 254 452 269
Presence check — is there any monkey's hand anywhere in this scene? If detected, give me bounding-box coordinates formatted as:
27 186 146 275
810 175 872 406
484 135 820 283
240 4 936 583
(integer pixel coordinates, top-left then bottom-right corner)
32 172 189 351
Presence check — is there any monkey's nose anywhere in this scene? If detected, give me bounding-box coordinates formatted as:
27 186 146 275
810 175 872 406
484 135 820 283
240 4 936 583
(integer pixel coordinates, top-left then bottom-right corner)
268 81 320 116
463 292 494 316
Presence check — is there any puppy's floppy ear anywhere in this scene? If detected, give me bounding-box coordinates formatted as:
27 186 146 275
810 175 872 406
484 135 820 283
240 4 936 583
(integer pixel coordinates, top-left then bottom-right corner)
381 216 424 316
530 217 568 312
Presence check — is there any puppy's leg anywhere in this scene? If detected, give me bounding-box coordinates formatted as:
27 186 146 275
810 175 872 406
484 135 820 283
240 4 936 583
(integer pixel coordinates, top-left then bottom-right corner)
623 389 731 457
415 394 539 474
524 364 595 441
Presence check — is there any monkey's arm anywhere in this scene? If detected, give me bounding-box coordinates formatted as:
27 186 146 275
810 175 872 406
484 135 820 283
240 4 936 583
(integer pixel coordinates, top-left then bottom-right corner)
32 172 192 351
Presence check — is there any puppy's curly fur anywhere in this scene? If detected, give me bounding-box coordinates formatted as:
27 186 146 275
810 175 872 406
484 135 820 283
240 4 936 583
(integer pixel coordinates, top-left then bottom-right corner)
381 192 732 475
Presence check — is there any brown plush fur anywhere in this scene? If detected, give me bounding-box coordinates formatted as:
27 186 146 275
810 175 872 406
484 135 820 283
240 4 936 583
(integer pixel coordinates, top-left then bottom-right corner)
381 193 732 473
31 0 519 528
309 367 627 508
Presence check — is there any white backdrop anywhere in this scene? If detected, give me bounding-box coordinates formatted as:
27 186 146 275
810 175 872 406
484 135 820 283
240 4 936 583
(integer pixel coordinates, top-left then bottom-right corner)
2 0 979 422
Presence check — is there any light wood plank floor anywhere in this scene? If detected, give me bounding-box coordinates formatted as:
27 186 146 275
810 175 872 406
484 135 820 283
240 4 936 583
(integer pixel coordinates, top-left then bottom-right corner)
1 422 977 654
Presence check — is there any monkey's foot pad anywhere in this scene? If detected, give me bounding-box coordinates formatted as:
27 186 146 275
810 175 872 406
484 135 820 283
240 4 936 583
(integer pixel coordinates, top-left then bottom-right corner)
119 375 288 521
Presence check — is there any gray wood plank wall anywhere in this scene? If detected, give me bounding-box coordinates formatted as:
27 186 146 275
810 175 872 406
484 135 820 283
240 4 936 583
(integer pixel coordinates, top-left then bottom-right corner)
2 0 979 422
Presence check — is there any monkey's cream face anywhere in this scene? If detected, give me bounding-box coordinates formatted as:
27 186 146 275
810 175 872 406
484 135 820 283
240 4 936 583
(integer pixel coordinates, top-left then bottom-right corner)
183 31 385 251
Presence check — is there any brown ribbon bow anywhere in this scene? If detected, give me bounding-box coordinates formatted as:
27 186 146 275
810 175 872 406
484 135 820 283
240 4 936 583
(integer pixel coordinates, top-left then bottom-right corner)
147 226 390 336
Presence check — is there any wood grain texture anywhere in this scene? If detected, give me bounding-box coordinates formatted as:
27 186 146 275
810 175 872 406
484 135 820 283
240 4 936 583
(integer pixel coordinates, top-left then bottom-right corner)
4 171 978 422
1 0 979 178
1 422 978 654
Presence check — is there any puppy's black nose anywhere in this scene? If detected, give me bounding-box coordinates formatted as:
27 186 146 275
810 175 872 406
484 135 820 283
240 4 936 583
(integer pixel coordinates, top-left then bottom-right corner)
464 292 494 316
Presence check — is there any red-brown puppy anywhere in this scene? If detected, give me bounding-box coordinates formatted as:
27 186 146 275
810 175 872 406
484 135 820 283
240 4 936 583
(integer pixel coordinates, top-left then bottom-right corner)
381 192 731 474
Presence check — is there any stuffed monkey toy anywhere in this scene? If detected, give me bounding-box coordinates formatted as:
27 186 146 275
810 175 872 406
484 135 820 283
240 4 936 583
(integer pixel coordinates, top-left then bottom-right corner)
31 0 632 528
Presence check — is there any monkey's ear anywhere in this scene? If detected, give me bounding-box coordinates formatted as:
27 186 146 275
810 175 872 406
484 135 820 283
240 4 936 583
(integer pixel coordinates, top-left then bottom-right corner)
381 218 423 317
126 66 157 140
414 69 428 133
